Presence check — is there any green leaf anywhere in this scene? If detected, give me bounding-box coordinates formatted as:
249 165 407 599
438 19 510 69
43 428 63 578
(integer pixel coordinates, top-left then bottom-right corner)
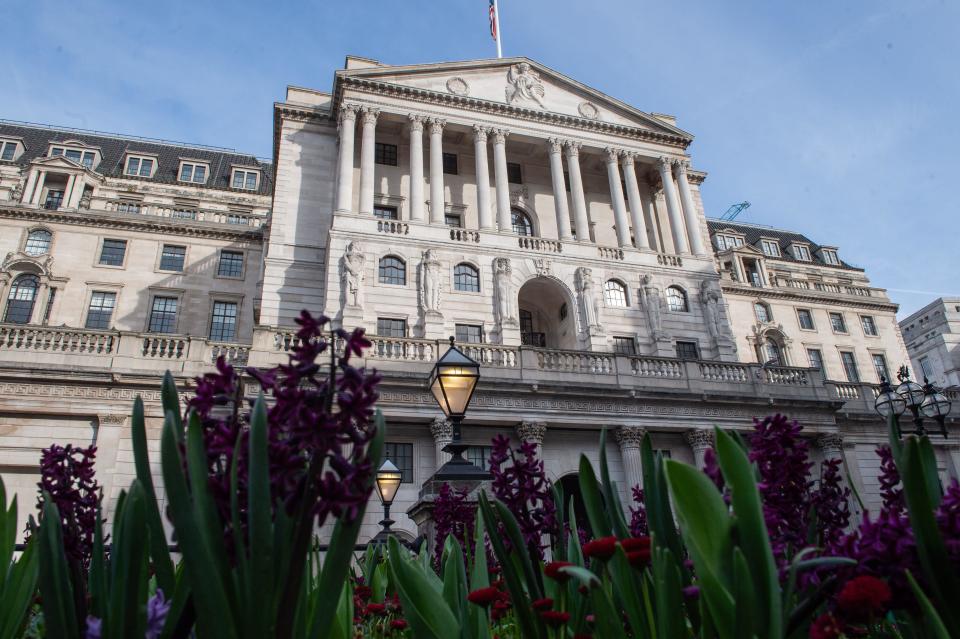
607 547 648 637
906 570 952 639
577 454 611 539
0 479 39 639
731 548 757 639
598 429 631 539
247 394 274 637
652 545 687 639
106 481 149 639
328 580 354 639
88 504 107 619
589 585 628 639
441 536 468 631
492 500 544 599
161 371 184 441
388 536 461 639
37 496 79 639
641 436 684 567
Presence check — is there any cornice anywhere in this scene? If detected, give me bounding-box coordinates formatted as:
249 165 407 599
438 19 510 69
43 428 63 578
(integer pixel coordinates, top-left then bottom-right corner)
720 282 898 312
0 205 263 242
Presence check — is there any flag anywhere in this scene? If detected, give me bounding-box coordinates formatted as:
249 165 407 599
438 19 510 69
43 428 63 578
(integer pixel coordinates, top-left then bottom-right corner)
489 0 497 41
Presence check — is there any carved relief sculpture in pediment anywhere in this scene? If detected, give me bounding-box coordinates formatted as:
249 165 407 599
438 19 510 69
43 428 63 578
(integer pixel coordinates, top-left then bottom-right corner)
505 62 546 108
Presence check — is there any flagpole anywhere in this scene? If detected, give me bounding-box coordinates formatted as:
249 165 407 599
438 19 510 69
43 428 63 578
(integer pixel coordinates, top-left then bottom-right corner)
493 0 503 58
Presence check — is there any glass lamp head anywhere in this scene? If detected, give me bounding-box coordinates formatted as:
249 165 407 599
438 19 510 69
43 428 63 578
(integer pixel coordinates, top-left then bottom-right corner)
429 338 481 418
896 378 927 410
920 384 952 420
874 377 906 418
375 460 402 506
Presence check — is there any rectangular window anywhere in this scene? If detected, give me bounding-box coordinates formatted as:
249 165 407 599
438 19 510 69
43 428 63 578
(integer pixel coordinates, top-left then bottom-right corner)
797 308 815 330
840 351 860 382
675 341 699 360
829 312 847 333
919 356 933 379
807 348 823 370
872 353 890 382
761 240 781 257
442 152 458 175
116 201 141 214
861 315 878 336
0 141 16 161
217 250 244 277
374 205 398 220
821 249 840 266
793 245 811 261
612 336 637 355
209 301 238 341
172 209 197 220
467 446 492 471
232 169 259 190
148 296 178 333
82 151 95 169
455 324 484 344
376 318 407 337
85 291 117 330
44 190 64 210
226 214 245 225
384 443 413 483
98 239 127 266
179 162 207 183
507 162 522 184
444 213 463 228
65 149 82 163
159 244 186 271
374 143 398 166
125 157 153 177
42 288 57 323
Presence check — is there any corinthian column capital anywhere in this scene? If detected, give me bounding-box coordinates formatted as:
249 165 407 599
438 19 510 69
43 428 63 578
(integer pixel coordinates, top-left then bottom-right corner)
408 113 425 132
614 425 646 449
546 138 564 154
816 433 844 455
472 124 489 142
428 118 447 135
563 140 582 157
604 147 623 164
621 151 638 167
684 428 714 452
672 158 690 176
658 156 674 173
430 416 453 441
338 103 359 125
491 128 509 144
359 106 380 125
517 420 547 445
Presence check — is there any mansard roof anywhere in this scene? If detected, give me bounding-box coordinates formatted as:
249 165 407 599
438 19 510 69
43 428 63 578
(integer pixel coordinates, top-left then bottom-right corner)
707 219 863 272
0 120 273 195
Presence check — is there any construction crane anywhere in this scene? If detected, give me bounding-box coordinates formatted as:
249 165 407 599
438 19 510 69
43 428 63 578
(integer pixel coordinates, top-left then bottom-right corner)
719 201 750 221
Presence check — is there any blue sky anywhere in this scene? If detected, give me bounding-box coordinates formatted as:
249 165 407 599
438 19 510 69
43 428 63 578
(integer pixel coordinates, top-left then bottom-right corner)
4 0 957 316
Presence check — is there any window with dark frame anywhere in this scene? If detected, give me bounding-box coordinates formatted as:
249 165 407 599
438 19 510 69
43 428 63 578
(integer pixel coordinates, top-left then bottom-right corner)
217 250 244 277
442 152 458 175
666 287 688 312
455 324 484 344
374 205 399 220
829 312 847 333
511 209 533 236
807 348 824 370
42 289 56 323
675 341 699 360
148 296 178 334
797 308 815 330
98 239 127 266
232 169 259 190
861 315 878 336
604 280 628 307
159 245 186 271
376 318 407 337
179 163 207 183
444 213 463 228
754 302 770 323
0 141 17 161
85 291 117 330
209 301 239 341
840 351 860 382
24 229 52 256
454 263 480 292
378 256 406 285
125 157 154 177
872 353 890 382
384 443 414 483
3 274 39 324
374 142 398 166
612 336 636 355
507 162 522 184
44 190 64 210
467 446 492 471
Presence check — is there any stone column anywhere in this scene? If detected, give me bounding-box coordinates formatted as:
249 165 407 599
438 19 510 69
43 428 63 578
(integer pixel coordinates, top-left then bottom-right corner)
22 170 39 205
547 139 573 241
68 176 86 208
638 180 663 252
684 428 714 470
516 420 547 457
615 426 646 491
622 153 651 250
430 416 453 469
473 126 494 230
428 118 446 224
30 171 47 206
63 175 76 208
491 129 511 232
564 141 590 242
657 157 688 254
673 160 707 256
816 433 859 517
408 115 426 222
357 107 379 215
604 148 631 248
334 105 359 214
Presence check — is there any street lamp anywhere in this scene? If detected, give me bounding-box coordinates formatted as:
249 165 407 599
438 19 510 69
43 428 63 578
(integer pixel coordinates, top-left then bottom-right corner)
874 365 953 438
373 459 402 540
428 337 488 480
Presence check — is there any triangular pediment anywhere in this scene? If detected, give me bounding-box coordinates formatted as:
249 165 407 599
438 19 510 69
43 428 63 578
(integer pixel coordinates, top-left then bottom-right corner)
30 155 84 170
337 57 692 141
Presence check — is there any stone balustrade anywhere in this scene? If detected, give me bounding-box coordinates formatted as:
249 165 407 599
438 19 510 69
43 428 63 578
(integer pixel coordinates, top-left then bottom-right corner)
102 200 263 227
449 228 481 243
0 325 116 354
597 246 625 260
377 219 409 235
518 236 563 253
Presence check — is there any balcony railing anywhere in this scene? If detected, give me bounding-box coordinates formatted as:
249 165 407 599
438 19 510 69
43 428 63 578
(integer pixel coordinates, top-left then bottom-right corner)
102 200 264 227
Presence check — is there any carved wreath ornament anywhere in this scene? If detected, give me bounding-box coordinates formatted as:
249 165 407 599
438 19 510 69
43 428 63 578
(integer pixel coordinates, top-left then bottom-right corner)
446 77 470 96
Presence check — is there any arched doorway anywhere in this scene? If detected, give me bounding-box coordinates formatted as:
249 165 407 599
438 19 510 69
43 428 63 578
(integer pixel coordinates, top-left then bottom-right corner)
557 473 601 539
517 277 578 350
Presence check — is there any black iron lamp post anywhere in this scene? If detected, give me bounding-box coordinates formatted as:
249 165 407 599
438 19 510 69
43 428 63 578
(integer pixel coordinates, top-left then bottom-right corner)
428 337 489 480
373 459 402 541
875 365 953 438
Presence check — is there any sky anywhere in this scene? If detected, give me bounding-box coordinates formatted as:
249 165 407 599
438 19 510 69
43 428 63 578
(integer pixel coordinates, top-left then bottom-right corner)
3 0 957 317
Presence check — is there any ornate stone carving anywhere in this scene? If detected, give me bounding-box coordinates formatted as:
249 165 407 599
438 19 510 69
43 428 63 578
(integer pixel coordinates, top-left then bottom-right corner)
505 62 546 108
471 124 488 142
604 147 622 164
338 104 359 127
639 274 665 340
491 128 509 145
517 420 547 444
575 267 601 331
563 140 582 157
359 106 380 126
430 416 453 441
546 138 563 154
493 257 516 327
78 190 91 210
98 414 127 424
428 118 446 135
10 178 24 203
509 186 529 206
699 280 724 340
672 159 690 177
615 425 646 448
816 433 844 455
684 428 714 451
445 76 470 96
419 249 443 315
340 241 365 309
533 258 552 277
658 156 674 173
408 114 425 132
578 101 600 120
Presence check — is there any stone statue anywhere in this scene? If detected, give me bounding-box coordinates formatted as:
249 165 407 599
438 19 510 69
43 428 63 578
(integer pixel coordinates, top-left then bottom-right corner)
9 179 24 203
341 241 365 309
699 280 723 339
640 274 664 338
575 267 600 330
505 62 546 108
493 257 515 326
78 189 91 210
420 249 442 314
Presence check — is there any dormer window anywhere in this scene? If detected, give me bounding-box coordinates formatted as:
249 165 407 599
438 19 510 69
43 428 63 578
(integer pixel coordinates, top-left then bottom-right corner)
792 244 811 261
125 155 155 178
231 168 259 190
821 248 840 266
714 234 744 250
0 140 20 162
178 161 209 184
50 146 97 169
760 239 781 257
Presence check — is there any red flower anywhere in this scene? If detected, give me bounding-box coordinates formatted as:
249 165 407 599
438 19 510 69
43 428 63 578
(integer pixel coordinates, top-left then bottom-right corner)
544 561 574 582
620 536 651 553
577 585 589 595
467 586 501 608
365 603 387 616
582 536 617 560
809 613 843 639
836 575 892 620
390 619 408 630
531 597 554 611
355 585 372 600
540 610 570 627
491 598 512 621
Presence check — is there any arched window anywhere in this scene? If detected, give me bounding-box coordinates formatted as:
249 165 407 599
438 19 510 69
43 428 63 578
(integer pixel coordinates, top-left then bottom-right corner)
603 279 628 307
763 338 783 365
4 274 40 324
378 255 406 285
511 208 533 236
454 263 480 292
666 286 688 312
754 302 771 323
24 229 52 256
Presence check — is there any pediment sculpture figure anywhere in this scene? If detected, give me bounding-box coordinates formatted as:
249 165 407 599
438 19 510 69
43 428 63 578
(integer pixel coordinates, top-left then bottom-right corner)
341 241 365 309
640 274 665 339
420 249 443 314
505 62 546 108
575 267 601 330
493 257 516 326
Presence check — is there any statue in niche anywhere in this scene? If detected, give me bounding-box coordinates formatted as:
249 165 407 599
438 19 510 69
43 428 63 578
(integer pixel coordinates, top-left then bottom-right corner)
493 257 516 326
640 274 665 339
10 178 24 203
420 249 443 314
505 62 546 108
699 280 724 340
575 267 600 330
341 241 365 309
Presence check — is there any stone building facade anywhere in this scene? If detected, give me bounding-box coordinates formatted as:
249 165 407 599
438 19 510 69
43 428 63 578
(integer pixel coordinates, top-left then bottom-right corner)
1 56 957 544
900 297 960 389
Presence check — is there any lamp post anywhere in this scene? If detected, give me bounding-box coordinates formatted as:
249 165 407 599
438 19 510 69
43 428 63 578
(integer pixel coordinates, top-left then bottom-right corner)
875 365 953 438
373 459 402 541
428 337 489 480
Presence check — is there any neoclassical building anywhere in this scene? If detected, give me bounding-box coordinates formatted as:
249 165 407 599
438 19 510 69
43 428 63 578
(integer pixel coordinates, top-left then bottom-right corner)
900 297 960 389
1 56 957 543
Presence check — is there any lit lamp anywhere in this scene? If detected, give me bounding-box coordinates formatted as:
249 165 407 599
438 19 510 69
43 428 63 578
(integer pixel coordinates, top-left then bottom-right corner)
373 459 402 541
428 337 489 480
